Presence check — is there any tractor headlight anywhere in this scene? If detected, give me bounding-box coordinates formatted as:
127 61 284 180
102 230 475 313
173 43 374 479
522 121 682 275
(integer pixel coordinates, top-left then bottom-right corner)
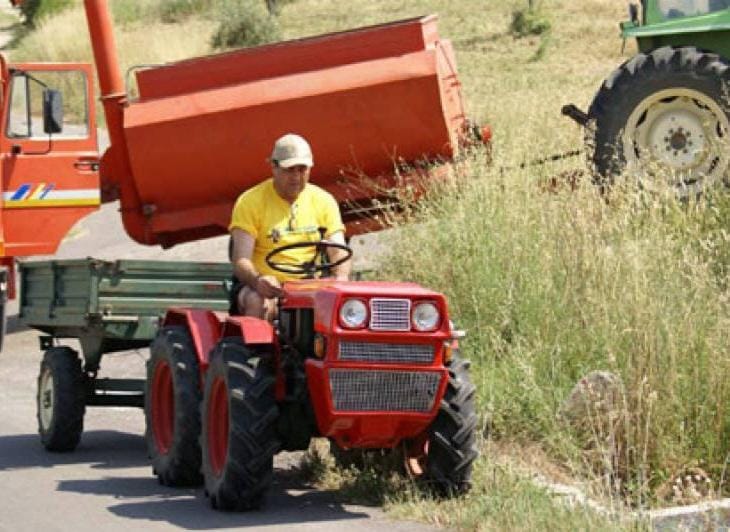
339 299 368 329
412 302 440 332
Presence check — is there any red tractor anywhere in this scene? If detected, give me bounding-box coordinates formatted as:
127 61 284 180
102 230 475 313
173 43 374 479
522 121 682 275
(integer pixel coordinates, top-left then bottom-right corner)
9 0 485 512
146 241 478 509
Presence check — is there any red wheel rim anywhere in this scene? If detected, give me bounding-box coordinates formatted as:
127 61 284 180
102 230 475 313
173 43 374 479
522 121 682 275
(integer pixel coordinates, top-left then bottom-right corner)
404 433 429 477
207 377 229 476
151 360 174 454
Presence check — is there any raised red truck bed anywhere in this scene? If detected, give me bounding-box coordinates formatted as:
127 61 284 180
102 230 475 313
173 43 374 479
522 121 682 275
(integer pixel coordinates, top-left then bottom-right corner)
117 15 474 246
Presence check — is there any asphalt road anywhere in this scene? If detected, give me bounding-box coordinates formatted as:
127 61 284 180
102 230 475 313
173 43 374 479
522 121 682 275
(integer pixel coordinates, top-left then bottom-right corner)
0 201 415 531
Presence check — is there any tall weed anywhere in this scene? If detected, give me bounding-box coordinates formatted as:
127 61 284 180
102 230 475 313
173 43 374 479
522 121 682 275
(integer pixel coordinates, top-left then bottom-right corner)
377 145 730 503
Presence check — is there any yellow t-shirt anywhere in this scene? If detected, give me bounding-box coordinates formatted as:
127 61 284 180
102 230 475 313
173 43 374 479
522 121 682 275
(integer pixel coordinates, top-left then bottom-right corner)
229 179 345 282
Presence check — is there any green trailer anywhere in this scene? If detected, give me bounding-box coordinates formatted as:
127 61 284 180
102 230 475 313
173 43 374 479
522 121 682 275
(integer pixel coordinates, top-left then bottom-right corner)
20 258 231 450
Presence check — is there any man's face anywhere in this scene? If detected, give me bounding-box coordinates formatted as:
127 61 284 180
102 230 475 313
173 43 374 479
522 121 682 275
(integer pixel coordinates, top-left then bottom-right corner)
272 163 310 203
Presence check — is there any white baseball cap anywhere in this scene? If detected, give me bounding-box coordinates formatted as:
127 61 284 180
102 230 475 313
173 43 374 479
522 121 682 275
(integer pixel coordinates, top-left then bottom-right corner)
271 133 313 168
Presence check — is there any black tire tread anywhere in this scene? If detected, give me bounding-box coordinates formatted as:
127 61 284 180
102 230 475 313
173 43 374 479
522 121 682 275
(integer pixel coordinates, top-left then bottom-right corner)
144 325 202 487
202 338 281 511
425 354 479 494
37 347 85 452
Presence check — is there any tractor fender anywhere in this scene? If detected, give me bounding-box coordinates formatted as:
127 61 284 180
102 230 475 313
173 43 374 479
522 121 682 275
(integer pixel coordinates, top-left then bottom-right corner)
161 308 224 370
221 316 275 346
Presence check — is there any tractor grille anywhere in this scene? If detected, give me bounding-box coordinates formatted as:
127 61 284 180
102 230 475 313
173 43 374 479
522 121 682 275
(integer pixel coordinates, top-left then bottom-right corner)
329 369 441 412
338 341 434 364
369 298 411 331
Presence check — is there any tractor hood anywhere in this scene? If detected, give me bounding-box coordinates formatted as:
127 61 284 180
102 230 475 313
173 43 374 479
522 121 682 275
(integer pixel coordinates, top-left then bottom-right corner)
281 279 451 336
622 5 730 38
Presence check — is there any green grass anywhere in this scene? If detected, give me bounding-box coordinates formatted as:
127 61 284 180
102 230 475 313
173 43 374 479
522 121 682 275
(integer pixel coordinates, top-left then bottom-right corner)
8 0 730 529
374 147 730 507
299 439 624 531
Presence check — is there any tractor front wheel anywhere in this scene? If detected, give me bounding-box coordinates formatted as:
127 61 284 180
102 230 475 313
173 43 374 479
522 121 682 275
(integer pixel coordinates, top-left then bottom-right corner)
201 338 281 511
588 46 730 195
37 347 86 452
405 354 479 495
144 325 202 486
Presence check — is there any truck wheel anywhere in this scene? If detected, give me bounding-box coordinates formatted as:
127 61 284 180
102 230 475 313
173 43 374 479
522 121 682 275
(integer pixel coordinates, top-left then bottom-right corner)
37 347 86 452
201 338 280 511
405 355 479 495
588 46 730 195
145 326 202 486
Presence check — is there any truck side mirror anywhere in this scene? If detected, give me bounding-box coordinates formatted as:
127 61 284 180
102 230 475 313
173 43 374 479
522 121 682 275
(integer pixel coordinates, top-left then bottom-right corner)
43 89 63 134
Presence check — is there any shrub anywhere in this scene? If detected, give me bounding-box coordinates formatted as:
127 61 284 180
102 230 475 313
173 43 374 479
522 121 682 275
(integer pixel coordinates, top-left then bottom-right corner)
264 0 298 16
510 7 551 38
160 0 214 23
19 0 74 28
211 0 280 49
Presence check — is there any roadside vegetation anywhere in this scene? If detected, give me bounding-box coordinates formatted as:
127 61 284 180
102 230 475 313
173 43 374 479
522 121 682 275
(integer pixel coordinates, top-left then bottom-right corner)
8 0 730 529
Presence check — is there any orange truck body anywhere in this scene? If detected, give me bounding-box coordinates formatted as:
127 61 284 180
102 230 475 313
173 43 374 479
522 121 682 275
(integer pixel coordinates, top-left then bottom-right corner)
0 0 486 294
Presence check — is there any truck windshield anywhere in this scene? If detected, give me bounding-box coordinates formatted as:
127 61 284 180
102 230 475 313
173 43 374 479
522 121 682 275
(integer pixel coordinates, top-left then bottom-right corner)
657 0 730 19
6 70 89 139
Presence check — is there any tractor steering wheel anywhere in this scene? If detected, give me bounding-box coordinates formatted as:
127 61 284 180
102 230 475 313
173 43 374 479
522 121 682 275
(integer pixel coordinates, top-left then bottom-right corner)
265 240 353 278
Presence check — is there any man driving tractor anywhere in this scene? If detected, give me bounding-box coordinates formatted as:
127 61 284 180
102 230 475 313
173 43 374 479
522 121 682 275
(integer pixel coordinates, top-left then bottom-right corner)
229 133 352 319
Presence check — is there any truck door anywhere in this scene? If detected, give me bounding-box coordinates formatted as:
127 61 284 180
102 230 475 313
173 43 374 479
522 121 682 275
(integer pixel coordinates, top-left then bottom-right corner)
0 63 99 258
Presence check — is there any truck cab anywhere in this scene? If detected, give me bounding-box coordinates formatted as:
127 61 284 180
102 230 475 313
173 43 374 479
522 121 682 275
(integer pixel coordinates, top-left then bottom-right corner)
0 60 99 286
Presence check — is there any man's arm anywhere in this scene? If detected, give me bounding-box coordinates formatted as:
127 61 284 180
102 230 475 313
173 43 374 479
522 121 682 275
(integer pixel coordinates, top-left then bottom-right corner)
326 231 352 281
231 228 281 298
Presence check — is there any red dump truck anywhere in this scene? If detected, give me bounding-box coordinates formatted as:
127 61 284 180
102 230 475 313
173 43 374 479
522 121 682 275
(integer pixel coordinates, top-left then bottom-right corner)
9 0 489 510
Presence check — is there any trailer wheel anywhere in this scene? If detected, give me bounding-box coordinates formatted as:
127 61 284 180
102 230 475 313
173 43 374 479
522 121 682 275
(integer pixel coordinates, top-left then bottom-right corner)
588 46 730 195
201 338 280 511
37 347 86 452
405 354 479 495
144 326 202 486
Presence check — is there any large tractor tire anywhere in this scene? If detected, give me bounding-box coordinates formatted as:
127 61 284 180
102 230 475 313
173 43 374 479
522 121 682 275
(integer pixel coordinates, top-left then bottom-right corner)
201 338 281 511
144 326 202 487
588 46 730 195
405 354 479 495
37 347 86 452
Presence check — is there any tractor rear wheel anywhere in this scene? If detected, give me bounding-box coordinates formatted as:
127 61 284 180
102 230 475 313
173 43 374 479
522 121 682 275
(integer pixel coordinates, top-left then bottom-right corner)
588 46 730 195
405 354 479 495
144 326 202 486
201 338 281 511
37 347 86 452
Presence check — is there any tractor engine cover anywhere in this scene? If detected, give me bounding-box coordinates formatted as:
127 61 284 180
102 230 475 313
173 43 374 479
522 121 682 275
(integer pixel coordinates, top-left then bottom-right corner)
283 279 453 449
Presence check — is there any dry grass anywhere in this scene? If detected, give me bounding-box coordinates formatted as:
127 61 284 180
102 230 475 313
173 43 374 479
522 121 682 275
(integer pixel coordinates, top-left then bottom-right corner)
10 5 216 77
10 1 730 530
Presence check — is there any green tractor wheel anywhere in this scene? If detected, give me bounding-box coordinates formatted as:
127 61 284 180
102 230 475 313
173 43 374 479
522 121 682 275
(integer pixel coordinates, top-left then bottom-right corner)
588 46 730 195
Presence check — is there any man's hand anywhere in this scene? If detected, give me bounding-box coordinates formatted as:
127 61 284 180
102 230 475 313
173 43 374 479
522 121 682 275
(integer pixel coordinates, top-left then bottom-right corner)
255 275 282 298
327 231 352 281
